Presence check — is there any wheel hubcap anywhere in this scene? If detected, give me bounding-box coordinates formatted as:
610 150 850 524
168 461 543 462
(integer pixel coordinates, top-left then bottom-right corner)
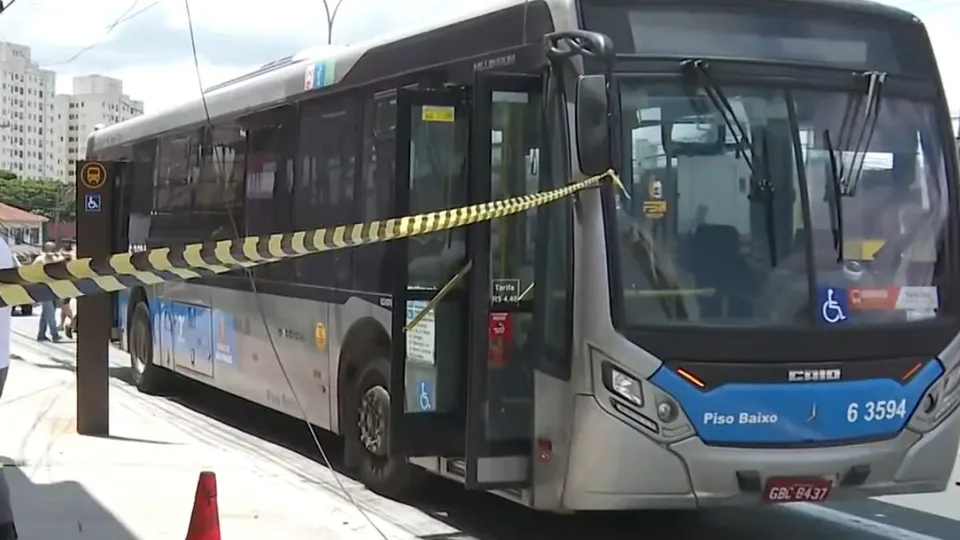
359 386 389 455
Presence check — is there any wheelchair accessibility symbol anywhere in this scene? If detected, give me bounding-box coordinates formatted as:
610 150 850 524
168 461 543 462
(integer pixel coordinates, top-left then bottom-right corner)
818 287 849 325
83 193 101 213
417 379 434 412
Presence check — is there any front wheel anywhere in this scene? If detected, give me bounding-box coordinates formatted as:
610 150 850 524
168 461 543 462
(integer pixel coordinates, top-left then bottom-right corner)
354 357 415 496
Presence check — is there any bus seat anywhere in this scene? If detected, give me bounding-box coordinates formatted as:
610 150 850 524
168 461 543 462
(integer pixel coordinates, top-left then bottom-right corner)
689 224 756 318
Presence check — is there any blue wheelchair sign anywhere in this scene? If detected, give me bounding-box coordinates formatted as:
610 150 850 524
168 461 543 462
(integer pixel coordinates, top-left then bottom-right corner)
416 379 434 412
817 287 849 325
84 193 101 213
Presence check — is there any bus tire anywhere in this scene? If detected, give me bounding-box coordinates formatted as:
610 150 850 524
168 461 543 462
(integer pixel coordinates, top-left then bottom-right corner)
354 357 413 496
129 302 169 395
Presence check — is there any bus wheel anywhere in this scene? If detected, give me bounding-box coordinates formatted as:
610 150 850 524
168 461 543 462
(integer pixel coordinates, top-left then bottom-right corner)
129 302 168 395
355 357 412 496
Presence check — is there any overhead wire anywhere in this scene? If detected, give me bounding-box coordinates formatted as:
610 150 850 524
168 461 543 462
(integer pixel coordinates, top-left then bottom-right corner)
181 2 392 539
0 0 19 15
45 0 164 67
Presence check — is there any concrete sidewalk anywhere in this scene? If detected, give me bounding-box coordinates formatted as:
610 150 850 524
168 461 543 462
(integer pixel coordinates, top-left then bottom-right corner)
0 317 455 540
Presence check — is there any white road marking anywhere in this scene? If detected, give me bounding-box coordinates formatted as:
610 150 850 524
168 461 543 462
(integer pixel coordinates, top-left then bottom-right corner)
792 503 946 540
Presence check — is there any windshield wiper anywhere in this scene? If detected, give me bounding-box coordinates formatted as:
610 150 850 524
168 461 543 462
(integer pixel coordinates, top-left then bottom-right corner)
683 59 783 266
830 71 887 197
682 59 754 173
820 71 887 263
823 129 845 263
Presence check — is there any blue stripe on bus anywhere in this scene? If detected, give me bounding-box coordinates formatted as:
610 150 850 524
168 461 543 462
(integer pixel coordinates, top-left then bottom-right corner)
650 360 943 445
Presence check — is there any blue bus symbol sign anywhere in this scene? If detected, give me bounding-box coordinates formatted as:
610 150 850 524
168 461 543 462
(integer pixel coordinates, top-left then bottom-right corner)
818 287 849 325
84 193 101 213
417 379 434 412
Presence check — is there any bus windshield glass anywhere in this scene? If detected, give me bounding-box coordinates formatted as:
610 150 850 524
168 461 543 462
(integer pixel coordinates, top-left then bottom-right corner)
613 82 951 328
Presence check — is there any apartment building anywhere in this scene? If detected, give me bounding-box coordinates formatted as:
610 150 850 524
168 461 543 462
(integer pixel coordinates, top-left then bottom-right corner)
0 42 144 183
0 42 59 179
62 74 144 182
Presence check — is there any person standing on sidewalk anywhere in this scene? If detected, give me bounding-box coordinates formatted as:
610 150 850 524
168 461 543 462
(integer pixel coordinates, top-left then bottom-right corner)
0 235 19 539
33 242 60 343
56 248 75 339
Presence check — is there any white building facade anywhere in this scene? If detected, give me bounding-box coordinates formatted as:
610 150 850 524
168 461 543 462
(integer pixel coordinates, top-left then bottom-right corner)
0 42 143 183
0 42 59 180
63 74 144 182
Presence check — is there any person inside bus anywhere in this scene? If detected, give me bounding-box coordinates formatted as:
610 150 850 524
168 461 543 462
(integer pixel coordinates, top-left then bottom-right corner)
33 242 61 342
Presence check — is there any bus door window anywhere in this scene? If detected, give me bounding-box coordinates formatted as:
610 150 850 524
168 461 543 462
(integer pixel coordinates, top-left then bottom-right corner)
402 100 470 415
486 89 540 442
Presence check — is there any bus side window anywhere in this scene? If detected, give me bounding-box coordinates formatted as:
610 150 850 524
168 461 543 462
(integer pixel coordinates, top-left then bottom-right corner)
354 92 396 294
293 96 360 289
243 106 295 283
150 134 193 247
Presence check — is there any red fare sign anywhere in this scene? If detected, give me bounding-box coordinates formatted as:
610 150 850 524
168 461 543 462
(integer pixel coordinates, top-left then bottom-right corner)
488 312 512 340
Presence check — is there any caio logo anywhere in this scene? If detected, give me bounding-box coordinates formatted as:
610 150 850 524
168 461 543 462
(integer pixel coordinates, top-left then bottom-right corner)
788 369 842 382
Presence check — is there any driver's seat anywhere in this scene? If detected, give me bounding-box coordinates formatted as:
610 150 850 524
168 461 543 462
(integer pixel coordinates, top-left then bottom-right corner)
689 224 756 319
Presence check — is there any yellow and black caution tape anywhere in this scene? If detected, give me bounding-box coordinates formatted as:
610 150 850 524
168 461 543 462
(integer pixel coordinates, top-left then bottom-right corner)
0 170 624 308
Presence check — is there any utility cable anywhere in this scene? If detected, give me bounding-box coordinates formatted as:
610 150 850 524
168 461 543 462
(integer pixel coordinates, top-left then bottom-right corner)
182 2 391 539
45 0 164 67
0 0 19 16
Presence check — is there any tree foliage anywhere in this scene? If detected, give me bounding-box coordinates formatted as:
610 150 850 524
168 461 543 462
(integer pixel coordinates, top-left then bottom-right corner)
0 171 76 221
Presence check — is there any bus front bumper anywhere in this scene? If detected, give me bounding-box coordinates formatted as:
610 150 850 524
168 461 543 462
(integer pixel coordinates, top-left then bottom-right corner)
560 395 960 510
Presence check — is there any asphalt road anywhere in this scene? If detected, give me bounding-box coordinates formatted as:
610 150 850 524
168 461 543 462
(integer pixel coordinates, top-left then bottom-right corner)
10 314 960 540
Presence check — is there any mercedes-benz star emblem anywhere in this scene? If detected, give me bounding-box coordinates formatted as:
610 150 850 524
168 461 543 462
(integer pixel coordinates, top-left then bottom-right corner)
807 403 818 423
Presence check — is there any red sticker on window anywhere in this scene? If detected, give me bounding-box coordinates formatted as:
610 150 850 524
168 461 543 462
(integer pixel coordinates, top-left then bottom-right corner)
489 312 512 340
848 287 899 310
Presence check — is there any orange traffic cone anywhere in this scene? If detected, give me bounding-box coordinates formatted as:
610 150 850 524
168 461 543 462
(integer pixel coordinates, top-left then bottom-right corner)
185 471 221 540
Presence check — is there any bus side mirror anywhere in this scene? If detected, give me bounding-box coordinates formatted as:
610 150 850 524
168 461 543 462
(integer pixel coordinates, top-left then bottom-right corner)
576 75 613 176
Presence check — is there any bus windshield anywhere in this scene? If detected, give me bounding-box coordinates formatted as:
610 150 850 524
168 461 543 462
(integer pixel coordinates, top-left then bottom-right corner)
612 81 951 328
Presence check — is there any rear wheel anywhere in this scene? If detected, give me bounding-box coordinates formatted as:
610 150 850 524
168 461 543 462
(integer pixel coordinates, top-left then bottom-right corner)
129 302 169 394
354 357 414 496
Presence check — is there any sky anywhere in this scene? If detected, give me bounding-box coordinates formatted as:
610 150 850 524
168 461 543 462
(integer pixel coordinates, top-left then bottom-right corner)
0 0 956 116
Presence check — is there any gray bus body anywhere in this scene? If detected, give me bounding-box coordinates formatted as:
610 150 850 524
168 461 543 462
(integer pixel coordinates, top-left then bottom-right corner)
91 0 960 511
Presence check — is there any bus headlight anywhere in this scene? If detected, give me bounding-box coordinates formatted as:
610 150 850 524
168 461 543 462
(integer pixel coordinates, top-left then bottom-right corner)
590 347 695 443
602 362 644 408
910 360 960 432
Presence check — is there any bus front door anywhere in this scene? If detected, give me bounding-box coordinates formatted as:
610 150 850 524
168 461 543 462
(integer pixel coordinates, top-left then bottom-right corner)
389 77 542 490
389 87 471 457
462 73 542 490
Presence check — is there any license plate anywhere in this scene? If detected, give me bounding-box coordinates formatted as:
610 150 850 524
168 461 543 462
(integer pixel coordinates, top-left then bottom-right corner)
763 476 832 502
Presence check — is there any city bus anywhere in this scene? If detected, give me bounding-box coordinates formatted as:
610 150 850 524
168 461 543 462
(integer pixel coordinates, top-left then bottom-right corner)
88 0 960 511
